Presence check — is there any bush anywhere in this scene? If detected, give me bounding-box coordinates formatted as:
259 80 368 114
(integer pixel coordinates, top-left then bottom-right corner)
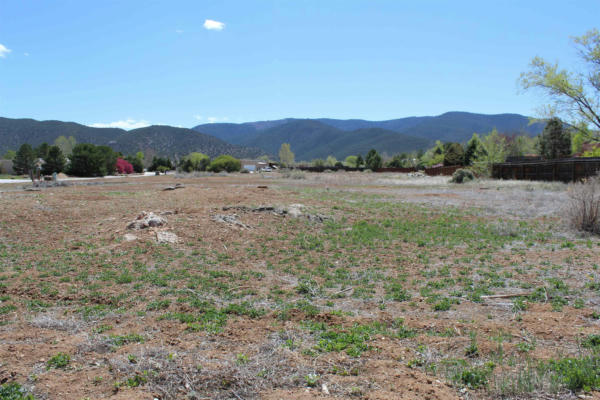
0 382 35 400
207 155 241 173
567 175 600 235
115 158 134 174
450 168 475 184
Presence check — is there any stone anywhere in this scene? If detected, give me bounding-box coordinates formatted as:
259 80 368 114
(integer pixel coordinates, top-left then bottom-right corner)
123 233 138 242
127 212 167 230
156 231 178 244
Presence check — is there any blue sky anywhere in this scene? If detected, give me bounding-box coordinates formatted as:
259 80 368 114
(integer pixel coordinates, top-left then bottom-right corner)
0 0 598 129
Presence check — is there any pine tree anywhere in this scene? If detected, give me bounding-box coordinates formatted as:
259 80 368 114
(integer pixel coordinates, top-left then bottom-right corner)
13 144 36 175
443 142 465 166
42 146 66 175
365 149 382 170
539 118 571 159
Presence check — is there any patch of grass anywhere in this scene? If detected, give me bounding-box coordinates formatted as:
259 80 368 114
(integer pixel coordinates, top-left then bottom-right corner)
46 352 70 370
542 356 600 392
107 333 145 347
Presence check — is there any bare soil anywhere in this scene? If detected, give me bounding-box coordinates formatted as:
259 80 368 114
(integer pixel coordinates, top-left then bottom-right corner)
0 172 598 399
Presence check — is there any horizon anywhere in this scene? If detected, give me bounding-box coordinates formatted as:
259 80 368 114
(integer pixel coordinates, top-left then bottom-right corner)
1 1 598 129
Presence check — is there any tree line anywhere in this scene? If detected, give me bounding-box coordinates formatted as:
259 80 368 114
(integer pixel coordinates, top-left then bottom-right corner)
275 117 580 175
2 137 247 177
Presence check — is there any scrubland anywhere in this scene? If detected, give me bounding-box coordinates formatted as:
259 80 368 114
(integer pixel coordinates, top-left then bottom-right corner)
0 172 598 400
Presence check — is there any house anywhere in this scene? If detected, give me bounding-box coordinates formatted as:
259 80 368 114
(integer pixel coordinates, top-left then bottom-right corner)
240 160 279 172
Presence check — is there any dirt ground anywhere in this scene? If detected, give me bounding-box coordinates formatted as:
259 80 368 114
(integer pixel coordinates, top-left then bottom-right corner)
0 171 598 400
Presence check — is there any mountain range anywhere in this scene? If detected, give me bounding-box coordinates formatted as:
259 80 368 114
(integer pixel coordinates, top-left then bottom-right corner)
194 112 546 160
0 117 264 160
0 112 545 162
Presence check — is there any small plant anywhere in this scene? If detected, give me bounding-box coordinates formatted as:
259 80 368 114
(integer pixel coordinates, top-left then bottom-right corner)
236 353 249 365
465 332 479 357
304 373 319 387
46 352 70 370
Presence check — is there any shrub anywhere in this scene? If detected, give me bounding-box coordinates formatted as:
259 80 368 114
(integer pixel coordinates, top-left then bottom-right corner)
47 352 70 369
0 382 35 400
450 168 475 184
567 175 600 235
207 155 241 173
115 158 134 174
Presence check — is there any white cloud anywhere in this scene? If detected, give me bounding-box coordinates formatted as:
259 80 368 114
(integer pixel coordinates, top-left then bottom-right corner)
194 115 228 124
175 29 184 34
90 119 150 130
203 19 225 31
0 44 11 58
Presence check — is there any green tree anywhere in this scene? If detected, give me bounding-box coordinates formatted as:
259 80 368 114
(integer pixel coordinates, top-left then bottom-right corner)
180 152 210 172
126 155 144 173
13 144 36 175
519 29 600 139
54 135 77 156
387 153 407 168
506 134 538 158
42 145 66 174
278 143 295 166
464 134 485 165
538 118 571 159
421 141 445 167
36 142 50 160
96 146 118 175
207 155 241 173
68 144 106 177
149 156 173 172
325 155 337 167
365 149 382 170
356 155 364 168
2 150 16 160
344 155 358 167
473 129 507 175
443 142 465 166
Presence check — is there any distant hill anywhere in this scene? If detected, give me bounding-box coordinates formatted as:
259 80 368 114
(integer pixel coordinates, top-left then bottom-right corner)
231 119 430 160
194 112 545 160
0 117 264 159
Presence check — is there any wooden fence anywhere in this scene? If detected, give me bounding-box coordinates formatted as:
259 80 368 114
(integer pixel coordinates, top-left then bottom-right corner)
295 165 462 176
492 158 600 182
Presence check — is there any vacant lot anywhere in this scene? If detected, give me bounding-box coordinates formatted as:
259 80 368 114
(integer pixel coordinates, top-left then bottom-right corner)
0 172 599 400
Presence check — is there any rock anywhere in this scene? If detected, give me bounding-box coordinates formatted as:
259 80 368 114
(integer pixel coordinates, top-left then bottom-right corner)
212 214 251 229
156 231 178 244
163 183 185 191
321 384 329 395
127 212 167 230
286 204 305 218
123 234 138 242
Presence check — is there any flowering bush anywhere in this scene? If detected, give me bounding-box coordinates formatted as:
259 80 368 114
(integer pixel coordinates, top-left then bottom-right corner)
115 158 134 174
